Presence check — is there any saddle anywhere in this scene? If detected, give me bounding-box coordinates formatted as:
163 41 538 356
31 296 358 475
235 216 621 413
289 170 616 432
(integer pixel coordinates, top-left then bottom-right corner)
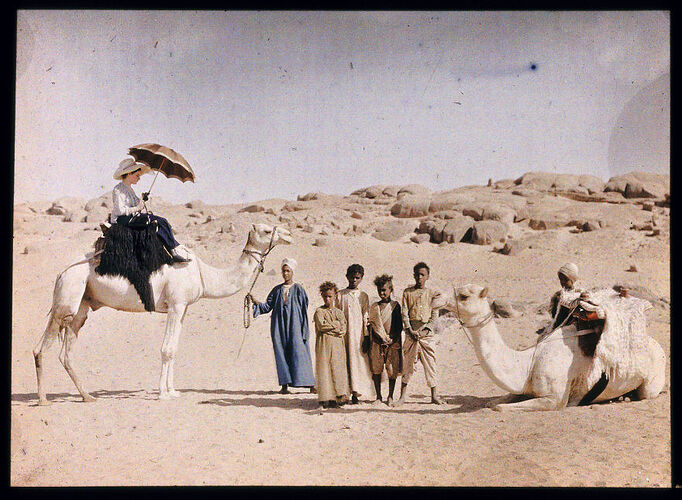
571 299 606 358
94 218 173 312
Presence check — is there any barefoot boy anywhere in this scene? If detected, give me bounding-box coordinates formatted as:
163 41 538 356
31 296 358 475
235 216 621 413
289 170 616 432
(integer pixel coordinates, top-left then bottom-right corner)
336 264 375 404
393 262 443 406
367 274 403 405
313 281 350 409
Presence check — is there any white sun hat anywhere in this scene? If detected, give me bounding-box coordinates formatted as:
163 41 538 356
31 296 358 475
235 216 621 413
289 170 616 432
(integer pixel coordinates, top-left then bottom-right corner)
113 157 151 180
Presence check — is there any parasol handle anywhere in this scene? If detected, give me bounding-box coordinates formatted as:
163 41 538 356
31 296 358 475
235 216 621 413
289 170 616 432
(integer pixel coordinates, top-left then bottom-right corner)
146 158 165 195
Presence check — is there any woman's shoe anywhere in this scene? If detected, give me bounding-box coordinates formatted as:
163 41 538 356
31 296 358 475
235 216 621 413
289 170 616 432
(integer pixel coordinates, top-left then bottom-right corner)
171 245 192 262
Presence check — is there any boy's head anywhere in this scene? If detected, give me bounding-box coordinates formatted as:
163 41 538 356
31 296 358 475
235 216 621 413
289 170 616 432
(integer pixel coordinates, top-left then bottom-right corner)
373 274 393 301
345 263 365 289
557 262 578 290
413 262 430 288
319 281 338 307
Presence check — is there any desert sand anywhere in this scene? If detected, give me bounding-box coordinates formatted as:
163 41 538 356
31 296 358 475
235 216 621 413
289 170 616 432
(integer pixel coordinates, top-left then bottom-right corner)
11 171 670 486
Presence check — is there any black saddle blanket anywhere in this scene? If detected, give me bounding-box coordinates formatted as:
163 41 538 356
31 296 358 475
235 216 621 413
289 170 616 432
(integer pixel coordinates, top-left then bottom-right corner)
95 222 173 311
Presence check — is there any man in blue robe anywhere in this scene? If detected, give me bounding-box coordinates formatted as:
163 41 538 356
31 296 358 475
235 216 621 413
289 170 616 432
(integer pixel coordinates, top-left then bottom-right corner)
250 258 315 393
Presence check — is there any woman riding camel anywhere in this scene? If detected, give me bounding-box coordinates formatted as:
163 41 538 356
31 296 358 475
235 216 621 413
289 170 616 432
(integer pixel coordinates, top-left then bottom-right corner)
111 157 192 263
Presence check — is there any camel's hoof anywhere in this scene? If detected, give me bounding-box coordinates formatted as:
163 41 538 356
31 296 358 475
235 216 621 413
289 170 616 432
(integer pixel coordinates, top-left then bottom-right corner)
158 393 172 400
81 394 97 403
37 399 52 406
168 390 181 398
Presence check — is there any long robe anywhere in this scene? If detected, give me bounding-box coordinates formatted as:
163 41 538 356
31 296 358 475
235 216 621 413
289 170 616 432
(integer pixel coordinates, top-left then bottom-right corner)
253 283 315 387
336 288 375 399
313 306 350 401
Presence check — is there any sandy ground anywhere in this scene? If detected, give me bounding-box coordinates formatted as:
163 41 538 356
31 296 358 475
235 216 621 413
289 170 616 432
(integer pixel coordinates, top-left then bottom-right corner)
11 183 670 486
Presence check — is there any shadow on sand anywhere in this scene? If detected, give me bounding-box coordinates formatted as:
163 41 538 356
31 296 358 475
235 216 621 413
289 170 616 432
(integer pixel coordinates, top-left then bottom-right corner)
12 388 293 406
13 389 513 414
195 392 503 414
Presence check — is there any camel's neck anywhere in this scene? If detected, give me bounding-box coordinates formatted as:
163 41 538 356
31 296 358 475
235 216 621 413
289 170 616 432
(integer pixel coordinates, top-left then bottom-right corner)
466 315 533 394
199 243 264 299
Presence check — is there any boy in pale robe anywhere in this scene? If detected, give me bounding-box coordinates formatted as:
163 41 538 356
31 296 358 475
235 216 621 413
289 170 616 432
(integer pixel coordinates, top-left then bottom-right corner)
336 263 375 404
313 281 350 409
367 274 403 405
392 262 444 406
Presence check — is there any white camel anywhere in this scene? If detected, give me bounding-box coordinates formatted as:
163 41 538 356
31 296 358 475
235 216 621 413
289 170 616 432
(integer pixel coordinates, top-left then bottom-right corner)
33 223 292 404
445 284 666 411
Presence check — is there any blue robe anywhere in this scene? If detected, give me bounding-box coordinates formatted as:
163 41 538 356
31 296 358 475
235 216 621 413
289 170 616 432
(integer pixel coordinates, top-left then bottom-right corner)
253 283 316 387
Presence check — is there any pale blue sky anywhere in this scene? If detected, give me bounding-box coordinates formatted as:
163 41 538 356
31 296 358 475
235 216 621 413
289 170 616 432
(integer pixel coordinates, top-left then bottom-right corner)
15 11 670 205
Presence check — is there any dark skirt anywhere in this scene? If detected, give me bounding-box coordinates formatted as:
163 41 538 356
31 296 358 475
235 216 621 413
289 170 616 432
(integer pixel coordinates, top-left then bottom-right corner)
116 213 179 250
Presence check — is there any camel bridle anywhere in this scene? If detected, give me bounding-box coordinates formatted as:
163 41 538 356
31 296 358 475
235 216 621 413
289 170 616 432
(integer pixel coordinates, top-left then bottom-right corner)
237 226 279 360
453 287 494 346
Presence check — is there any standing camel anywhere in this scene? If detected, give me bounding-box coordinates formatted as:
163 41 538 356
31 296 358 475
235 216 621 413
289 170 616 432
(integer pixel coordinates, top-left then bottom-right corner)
33 223 292 404
445 284 666 411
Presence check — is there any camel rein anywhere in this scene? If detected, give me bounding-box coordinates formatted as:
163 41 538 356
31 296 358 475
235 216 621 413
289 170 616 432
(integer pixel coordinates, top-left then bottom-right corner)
236 227 278 360
453 291 599 385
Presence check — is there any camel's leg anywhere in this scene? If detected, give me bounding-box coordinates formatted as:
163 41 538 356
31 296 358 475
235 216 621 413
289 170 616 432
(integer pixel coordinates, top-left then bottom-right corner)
159 303 187 400
33 316 60 406
493 396 561 412
488 393 529 408
636 339 667 400
35 262 90 405
58 300 96 403
165 307 188 398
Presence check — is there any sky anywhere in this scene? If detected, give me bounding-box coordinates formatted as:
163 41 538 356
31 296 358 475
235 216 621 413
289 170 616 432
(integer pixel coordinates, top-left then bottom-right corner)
14 11 670 205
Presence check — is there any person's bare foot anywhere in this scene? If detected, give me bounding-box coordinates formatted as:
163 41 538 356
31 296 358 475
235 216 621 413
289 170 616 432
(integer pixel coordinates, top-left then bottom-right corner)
430 388 443 404
390 396 405 407
386 396 393 406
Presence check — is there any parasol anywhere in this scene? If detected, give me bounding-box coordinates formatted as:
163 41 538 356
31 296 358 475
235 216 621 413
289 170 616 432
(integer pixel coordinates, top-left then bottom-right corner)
128 143 195 197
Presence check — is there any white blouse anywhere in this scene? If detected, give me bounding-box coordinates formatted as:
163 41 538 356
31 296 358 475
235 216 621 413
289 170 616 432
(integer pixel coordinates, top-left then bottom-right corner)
111 182 141 222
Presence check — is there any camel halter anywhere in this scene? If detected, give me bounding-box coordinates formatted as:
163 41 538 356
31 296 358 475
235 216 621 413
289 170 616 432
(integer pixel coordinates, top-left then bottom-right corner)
237 226 279 360
453 287 494 347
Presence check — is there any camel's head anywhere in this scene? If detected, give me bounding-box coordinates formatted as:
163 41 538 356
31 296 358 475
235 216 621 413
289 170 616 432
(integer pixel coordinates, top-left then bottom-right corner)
450 284 491 323
248 223 292 251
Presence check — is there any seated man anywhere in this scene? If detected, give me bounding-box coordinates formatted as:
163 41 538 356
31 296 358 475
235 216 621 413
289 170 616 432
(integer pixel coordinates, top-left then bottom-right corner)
537 262 583 335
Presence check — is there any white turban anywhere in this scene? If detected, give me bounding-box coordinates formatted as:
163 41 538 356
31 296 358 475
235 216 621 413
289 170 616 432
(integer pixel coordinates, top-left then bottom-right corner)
558 262 579 282
281 257 298 272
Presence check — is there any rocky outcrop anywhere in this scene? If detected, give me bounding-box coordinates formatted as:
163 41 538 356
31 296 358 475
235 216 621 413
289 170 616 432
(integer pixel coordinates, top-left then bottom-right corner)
239 204 266 213
604 172 670 199
470 220 508 245
390 196 432 218
372 220 414 242
491 299 521 318
440 216 475 243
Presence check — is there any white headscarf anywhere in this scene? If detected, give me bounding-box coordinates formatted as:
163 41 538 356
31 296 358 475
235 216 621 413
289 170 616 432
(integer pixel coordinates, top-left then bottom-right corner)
281 257 298 272
558 262 579 282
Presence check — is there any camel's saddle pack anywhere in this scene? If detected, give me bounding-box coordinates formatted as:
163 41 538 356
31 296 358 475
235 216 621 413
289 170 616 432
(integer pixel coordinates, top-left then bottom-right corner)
93 217 172 312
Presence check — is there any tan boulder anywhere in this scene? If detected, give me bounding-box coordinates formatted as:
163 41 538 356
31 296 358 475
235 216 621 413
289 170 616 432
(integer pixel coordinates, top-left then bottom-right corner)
470 220 508 245
441 215 475 243
397 184 431 198
410 233 431 244
372 220 414 242
390 196 431 218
